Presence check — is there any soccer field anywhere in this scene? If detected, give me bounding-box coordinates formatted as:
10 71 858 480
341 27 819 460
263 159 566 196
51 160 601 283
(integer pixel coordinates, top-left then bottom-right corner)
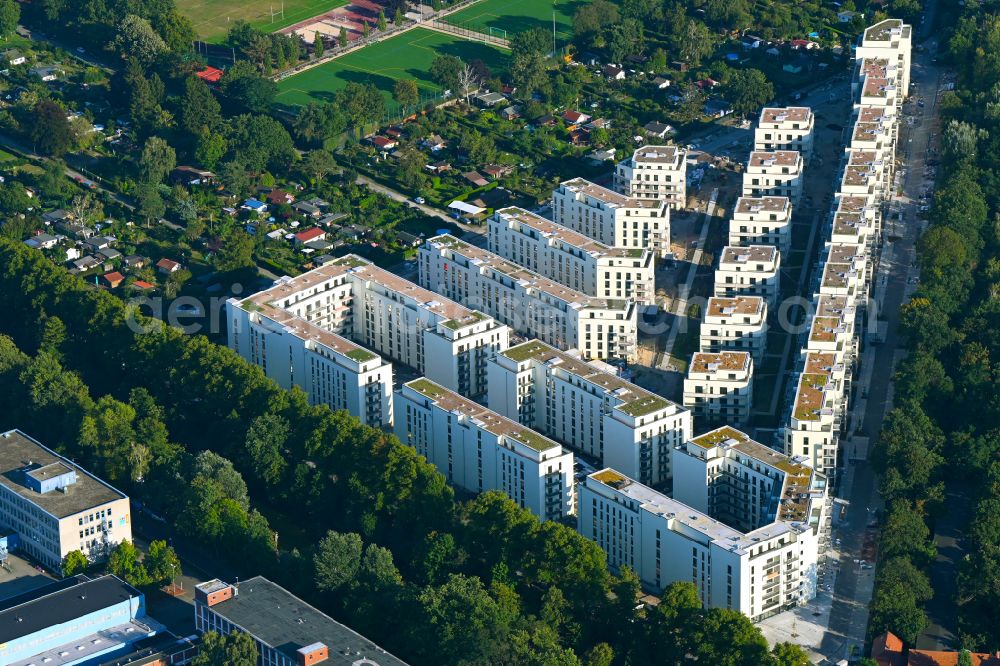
275 28 510 109
177 0 348 41
443 0 585 43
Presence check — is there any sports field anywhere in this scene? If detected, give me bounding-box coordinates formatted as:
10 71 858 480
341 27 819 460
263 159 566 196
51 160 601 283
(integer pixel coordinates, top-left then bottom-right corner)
443 0 585 44
177 0 348 41
275 27 510 109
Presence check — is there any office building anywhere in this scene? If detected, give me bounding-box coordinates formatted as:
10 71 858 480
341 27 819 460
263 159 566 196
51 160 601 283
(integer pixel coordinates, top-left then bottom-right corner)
713 245 781 306
614 145 687 209
394 378 574 520
488 206 655 305
552 178 671 257
487 340 691 486
0 574 153 666
228 256 511 424
728 196 792 256
420 235 638 362
579 426 827 621
195 577 408 666
683 351 754 425
754 107 815 159
0 430 132 571
699 296 768 364
742 151 804 204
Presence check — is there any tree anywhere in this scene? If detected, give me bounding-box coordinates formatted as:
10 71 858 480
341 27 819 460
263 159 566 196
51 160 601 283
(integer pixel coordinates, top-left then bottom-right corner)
145 539 181 586
725 69 775 116
221 62 278 114
430 54 464 92
314 530 363 591
771 642 811 665
192 631 258 666
227 114 297 172
30 100 74 157
458 64 479 105
377 9 387 31
181 77 222 136
362 20 370 38
215 229 256 272
334 82 385 129
651 47 668 73
415 574 509 664
676 18 716 66
194 451 250 510
135 184 165 226
393 79 419 110
958 651 975 666
338 26 348 48
573 0 619 38
220 160 253 199
114 15 168 64
511 28 551 57
0 0 20 40
245 413 289 486
300 149 337 184
313 34 324 58
62 550 88 577
139 137 176 184
394 7 404 26
107 540 151 587
292 103 348 143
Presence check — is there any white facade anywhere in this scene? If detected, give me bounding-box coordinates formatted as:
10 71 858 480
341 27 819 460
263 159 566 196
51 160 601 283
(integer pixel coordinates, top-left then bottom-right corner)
742 150 804 204
683 352 754 425
228 256 510 425
0 430 133 571
614 145 687 209
420 235 638 362
488 206 655 305
714 245 781 305
754 107 815 159
552 178 671 257
579 426 826 621
856 19 912 94
700 296 768 364
785 352 848 475
729 196 792 256
394 378 574 520
487 340 691 486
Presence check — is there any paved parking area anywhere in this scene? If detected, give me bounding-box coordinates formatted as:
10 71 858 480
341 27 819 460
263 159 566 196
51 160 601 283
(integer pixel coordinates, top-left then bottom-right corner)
0 552 57 602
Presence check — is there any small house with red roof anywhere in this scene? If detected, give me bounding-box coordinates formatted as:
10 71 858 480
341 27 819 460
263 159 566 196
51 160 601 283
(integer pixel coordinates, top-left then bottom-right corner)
371 136 397 151
196 66 224 84
562 110 591 125
101 271 125 288
294 227 327 245
266 189 295 206
156 258 182 274
131 280 155 291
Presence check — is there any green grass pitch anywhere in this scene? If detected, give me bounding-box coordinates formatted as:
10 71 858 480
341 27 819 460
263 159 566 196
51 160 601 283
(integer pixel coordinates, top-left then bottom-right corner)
442 0 585 43
177 0 349 41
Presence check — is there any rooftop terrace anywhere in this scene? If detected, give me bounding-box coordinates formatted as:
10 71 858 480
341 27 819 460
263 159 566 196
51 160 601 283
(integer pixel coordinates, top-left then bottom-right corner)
747 150 801 168
734 196 791 216
689 351 751 374
625 145 683 164
720 245 779 265
493 207 645 260
559 177 664 209
759 107 812 124
706 295 765 318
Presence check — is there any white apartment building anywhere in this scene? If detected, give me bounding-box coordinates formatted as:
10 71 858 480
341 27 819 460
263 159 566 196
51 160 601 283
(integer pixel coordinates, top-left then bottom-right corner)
820 243 870 305
840 148 890 199
579 426 826 621
856 19 912 94
754 107 815 160
742 150 804 204
855 58 901 109
614 145 687 209
420 235 638 362
228 255 510 425
488 206 655 305
487 340 691 486
0 430 132 571
850 106 896 161
683 351 754 425
785 352 848 476
700 295 768 364
729 196 792 256
714 245 781 305
394 378 574 520
552 178 671 257
805 295 857 367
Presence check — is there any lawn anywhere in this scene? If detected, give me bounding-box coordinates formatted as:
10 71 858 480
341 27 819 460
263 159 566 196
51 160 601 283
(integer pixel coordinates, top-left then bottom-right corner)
176 0 348 41
443 0 586 44
274 28 510 109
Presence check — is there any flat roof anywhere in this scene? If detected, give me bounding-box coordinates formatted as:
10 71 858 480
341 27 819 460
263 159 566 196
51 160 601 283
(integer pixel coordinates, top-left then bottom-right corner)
0 430 126 518
793 373 830 421
720 245 779 266
747 150 801 168
689 351 751 374
837 195 873 215
559 177 663 209
827 243 865 266
759 106 812 124
810 315 845 343
499 340 680 418
425 235 630 311
856 106 890 124
852 121 887 144
706 295 765 318
493 207 646 260
815 294 852 318
734 196 790 216
804 351 840 375
403 378 561 453
625 145 683 164
0 575 141 645
848 149 881 167
199 577 408 666
864 18 907 42
821 262 856 289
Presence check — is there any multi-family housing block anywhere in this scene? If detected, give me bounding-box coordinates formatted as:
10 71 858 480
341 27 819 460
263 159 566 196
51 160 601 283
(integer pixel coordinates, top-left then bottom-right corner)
578 426 827 621
488 206 655 305
487 340 691 486
228 255 510 426
0 429 132 571
613 145 687 209
856 18 912 93
754 107 815 160
393 378 574 520
728 196 793 256
420 234 638 361
700 295 768 363
683 351 754 425
742 150 804 204
552 178 671 257
714 245 781 305
785 352 849 474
